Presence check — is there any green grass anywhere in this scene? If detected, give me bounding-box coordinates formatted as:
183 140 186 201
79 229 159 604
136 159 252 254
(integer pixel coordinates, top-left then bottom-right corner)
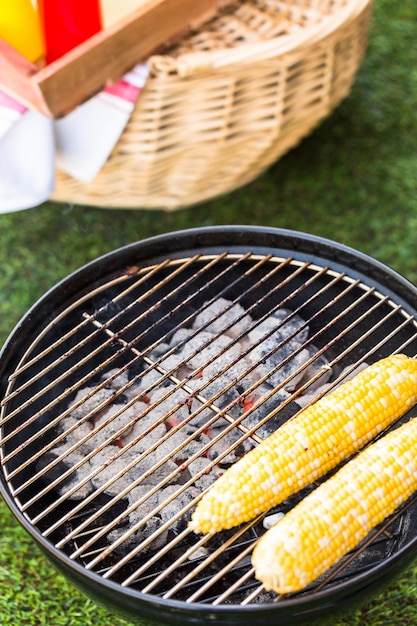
1 0 417 623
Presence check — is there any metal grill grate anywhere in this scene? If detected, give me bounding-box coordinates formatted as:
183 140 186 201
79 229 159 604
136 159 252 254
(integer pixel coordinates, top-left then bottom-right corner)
2 249 417 607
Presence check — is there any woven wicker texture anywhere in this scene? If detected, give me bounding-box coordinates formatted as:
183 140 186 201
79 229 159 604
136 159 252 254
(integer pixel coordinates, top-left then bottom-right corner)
51 0 373 209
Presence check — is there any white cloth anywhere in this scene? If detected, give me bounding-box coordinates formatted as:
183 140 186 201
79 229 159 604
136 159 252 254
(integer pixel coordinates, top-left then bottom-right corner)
0 63 149 212
0 100 55 213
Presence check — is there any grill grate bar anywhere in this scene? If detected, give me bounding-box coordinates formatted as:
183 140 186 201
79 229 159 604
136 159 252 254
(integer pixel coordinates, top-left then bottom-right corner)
50 270 374 558
3 252 267 471
0 252 226 435
14 286 414 544
186 540 256 603
158 522 257 598
0 259 173 403
14 257 324 507
213 567 257 606
114 316 417 596
241 582 266 605
61 290 414 575
3 248 417 609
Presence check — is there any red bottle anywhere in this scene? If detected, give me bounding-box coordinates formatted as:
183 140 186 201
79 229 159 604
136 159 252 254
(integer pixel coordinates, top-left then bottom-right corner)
39 0 102 63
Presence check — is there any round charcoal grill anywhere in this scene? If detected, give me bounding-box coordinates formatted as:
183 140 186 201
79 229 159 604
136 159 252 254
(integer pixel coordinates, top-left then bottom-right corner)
2 226 417 626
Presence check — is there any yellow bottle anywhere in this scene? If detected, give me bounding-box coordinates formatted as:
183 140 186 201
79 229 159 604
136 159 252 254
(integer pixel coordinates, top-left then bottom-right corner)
0 0 45 62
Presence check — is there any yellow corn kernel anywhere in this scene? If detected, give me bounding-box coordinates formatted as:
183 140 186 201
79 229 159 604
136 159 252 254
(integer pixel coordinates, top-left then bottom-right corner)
189 354 417 534
252 416 417 594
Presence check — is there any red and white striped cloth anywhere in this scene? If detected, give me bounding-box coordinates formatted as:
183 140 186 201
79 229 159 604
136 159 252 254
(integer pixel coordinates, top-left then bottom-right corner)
54 63 149 182
0 63 149 212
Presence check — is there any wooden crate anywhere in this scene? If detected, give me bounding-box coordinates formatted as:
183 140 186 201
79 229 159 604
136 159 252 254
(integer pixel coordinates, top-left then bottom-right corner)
0 0 233 118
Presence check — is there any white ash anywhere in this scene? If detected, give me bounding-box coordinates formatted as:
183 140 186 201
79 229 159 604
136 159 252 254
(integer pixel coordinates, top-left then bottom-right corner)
89 446 179 496
108 484 200 552
134 363 165 393
140 384 201 428
62 391 146 451
239 385 292 438
186 372 242 429
167 327 194 348
186 352 251 405
154 352 191 382
241 589 277 605
154 424 211 465
164 330 240 373
102 367 130 390
188 456 223 492
270 309 309 342
121 410 167 448
59 414 96 454
107 484 166 552
296 351 332 391
336 362 369 385
188 546 209 560
43 298 335 555
189 333 241 372
40 446 94 500
89 408 137 446
263 511 285 529
153 484 200 533
247 313 311 390
295 361 368 408
192 298 252 339
46 398 164 499
205 427 254 467
65 385 119 421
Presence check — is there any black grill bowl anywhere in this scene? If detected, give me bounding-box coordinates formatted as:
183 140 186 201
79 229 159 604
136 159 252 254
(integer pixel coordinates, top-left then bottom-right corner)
2 226 417 626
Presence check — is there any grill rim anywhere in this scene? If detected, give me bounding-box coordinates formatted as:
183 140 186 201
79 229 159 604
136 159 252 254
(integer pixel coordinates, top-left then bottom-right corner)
2 225 417 625
2 225 417 367
1 475 416 625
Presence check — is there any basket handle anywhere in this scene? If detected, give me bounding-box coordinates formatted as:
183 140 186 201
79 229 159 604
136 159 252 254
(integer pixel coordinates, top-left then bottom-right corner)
150 0 372 77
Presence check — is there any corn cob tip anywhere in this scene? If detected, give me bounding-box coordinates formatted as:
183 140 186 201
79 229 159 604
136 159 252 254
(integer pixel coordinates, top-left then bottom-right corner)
189 476 255 534
188 517 204 534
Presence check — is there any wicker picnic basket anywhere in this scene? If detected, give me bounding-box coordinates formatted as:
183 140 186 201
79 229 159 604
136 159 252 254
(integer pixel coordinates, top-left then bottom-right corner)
51 0 373 210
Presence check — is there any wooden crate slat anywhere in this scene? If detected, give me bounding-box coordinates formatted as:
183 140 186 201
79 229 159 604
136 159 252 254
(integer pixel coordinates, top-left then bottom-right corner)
0 0 233 118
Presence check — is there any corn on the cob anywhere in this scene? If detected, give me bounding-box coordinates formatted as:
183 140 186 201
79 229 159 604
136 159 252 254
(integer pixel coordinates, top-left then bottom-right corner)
252 416 417 594
189 354 417 534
